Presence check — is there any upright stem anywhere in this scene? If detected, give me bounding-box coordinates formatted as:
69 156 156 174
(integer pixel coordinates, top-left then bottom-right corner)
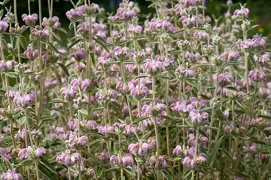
137 162 141 180
14 0 18 23
28 0 31 14
9 118 16 148
47 0 51 17
121 168 124 180
37 0 44 126
78 111 81 135
244 51 249 93
50 0 53 17
208 46 219 156
152 76 160 179
0 35 5 61
0 35 16 149
34 159 40 180
38 0 42 25
78 160 82 180
68 168 72 180
243 27 248 93
37 42 43 125
232 100 235 128
120 62 133 123
24 108 33 146
13 0 22 64
192 127 200 180
165 72 170 156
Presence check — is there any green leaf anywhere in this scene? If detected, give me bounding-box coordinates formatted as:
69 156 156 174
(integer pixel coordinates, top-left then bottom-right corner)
49 99 66 104
74 170 88 180
39 158 58 175
133 116 149 124
218 148 233 161
18 116 26 125
135 157 143 163
215 109 226 121
67 37 83 50
124 168 136 176
156 75 171 80
235 171 250 178
69 22 74 30
57 63 70 77
127 96 137 104
5 72 17 78
186 79 199 89
208 135 225 166
52 32 61 41
259 114 271 120
56 27 68 34
248 25 259 31
38 163 55 180
48 41 63 54
184 118 193 127
52 65 62 85
79 109 88 116
92 36 110 52
41 40 63 54
0 0 10 6
89 138 103 146
0 89 5 95
39 117 55 127
182 170 192 179
15 159 33 167
225 61 240 66
161 170 173 180
235 100 246 111
105 167 119 173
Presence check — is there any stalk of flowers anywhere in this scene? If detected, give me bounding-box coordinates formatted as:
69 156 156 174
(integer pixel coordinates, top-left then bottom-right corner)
0 0 271 180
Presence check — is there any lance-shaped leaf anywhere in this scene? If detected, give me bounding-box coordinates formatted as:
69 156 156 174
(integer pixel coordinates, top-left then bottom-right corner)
208 135 225 166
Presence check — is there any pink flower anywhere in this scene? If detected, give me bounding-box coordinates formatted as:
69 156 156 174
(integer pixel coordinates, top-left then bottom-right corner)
2 169 22 180
18 146 33 160
24 46 39 60
22 14 38 26
249 69 265 82
234 7 249 18
173 145 183 156
145 58 162 73
0 18 9 32
35 147 46 157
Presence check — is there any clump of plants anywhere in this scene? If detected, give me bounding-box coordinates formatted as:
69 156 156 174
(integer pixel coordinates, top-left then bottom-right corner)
0 0 270 179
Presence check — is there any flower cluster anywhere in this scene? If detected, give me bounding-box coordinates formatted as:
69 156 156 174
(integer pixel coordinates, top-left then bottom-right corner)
0 1 270 180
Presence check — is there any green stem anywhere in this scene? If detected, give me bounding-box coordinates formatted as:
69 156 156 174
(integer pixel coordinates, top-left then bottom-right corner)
37 41 44 126
38 0 42 25
243 27 249 93
28 0 31 14
14 0 18 23
34 159 40 180
120 62 133 123
9 118 16 149
68 168 72 180
78 160 82 180
137 162 141 180
192 127 200 180
152 76 160 179
121 168 124 180
165 73 170 156
24 108 33 146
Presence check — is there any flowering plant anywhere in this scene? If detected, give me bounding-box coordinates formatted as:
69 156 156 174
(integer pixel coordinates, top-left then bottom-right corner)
0 0 270 179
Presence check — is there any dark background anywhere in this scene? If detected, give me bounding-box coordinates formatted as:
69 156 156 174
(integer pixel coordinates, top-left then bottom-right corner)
1 0 270 36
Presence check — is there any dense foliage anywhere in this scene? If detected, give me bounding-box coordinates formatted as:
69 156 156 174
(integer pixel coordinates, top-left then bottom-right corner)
0 0 270 179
